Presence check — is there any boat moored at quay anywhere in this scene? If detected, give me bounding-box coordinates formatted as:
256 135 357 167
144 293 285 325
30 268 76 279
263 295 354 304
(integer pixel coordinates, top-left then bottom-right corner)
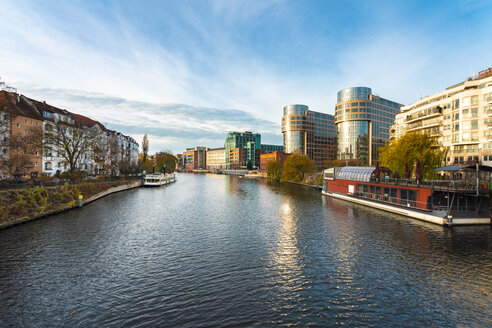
322 165 492 226
143 172 177 187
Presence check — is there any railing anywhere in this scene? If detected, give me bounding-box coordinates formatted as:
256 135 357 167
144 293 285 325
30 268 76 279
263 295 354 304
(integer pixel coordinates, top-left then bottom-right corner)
352 191 430 211
366 177 492 193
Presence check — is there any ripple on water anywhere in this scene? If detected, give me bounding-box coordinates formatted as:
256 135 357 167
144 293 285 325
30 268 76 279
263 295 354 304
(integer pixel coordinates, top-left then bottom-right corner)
0 174 491 327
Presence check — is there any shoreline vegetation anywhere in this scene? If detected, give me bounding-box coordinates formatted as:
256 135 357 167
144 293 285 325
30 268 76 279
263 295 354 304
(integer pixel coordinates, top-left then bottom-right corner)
0 180 141 230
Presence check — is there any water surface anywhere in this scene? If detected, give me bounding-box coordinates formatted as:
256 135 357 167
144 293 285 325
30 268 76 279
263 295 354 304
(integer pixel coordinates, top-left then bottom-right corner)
0 173 491 327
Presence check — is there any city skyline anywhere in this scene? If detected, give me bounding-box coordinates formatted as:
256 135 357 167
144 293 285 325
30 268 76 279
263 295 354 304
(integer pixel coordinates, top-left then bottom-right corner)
1 0 491 153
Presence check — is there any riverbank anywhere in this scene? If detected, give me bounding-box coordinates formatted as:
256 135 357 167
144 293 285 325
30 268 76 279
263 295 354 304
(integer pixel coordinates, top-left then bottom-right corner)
0 180 142 230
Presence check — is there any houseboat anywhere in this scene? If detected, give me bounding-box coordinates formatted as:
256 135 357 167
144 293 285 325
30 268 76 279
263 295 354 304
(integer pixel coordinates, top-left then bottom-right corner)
143 172 177 187
322 166 491 226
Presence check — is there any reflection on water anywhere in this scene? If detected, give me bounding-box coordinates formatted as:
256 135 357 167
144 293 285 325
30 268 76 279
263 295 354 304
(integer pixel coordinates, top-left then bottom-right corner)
0 174 491 327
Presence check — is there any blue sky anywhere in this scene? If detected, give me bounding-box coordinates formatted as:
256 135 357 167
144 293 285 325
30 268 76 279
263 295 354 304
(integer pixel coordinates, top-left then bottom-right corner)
1 0 491 153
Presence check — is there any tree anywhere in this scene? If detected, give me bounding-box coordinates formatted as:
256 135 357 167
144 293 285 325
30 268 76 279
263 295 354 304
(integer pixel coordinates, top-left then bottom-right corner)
0 127 42 178
43 122 99 176
281 154 316 182
266 160 283 181
379 131 446 180
0 76 16 93
156 152 177 173
142 134 149 161
246 159 253 170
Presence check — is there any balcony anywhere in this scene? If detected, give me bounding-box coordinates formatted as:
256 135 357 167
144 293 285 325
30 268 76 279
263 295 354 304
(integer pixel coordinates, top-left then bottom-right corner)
405 107 442 123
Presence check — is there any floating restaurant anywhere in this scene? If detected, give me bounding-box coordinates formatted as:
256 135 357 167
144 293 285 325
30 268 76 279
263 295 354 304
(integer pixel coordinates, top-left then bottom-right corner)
322 165 492 226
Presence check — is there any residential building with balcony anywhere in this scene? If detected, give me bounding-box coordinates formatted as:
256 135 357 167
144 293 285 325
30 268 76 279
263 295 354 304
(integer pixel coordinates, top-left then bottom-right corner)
334 88 402 165
0 91 43 179
281 104 337 168
390 68 492 165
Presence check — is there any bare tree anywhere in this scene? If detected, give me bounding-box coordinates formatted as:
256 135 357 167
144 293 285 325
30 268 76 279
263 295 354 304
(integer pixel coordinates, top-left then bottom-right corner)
142 134 149 161
0 76 17 93
0 127 42 178
106 134 122 176
43 122 98 175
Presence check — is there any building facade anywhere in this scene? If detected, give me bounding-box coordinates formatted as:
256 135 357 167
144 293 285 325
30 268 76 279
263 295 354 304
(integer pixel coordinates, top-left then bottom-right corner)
0 91 139 179
261 144 284 153
390 68 492 166
0 91 43 179
334 87 402 165
224 131 261 169
281 104 337 168
259 151 290 173
183 146 207 170
229 147 247 170
206 147 226 170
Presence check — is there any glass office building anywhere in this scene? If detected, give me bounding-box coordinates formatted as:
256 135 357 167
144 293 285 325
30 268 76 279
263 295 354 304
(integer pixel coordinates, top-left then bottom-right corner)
224 131 261 169
282 104 337 168
335 87 402 165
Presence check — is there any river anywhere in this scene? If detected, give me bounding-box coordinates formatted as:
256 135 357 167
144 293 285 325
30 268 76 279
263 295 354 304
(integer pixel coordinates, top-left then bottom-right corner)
0 173 491 327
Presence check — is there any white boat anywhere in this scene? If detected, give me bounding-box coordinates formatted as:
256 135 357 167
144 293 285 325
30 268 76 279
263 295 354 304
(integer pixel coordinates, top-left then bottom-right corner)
143 172 177 187
243 172 258 179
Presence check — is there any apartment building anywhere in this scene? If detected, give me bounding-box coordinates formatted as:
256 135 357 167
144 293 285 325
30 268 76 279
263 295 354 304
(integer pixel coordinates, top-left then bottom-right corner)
0 91 43 179
390 68 492 165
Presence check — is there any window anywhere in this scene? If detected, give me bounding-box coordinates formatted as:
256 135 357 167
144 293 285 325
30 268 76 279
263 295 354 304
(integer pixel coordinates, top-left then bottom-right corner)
471 95 478 106
35 122 39 127
471 120 478 130
24 129 27 135
24 119 27 124
35 161 38 167
16 123 20 128
455 99 460 109
471 108 478 117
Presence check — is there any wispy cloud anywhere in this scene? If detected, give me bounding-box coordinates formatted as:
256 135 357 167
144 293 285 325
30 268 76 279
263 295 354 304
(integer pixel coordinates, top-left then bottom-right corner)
18 85 281 153
1 0 492 153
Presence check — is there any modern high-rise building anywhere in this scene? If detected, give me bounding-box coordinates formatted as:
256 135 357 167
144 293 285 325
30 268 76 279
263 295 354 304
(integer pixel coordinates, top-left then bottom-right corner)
224 131 261 169
390 68 492 166
281 104 337 168
334 87 402 165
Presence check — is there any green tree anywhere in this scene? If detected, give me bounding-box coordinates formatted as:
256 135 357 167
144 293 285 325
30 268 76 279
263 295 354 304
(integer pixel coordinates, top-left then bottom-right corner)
379 131 446 180
246 159 253 170
281 154 316 182
156 153 177 173
266 160 283 181
141 158 154 174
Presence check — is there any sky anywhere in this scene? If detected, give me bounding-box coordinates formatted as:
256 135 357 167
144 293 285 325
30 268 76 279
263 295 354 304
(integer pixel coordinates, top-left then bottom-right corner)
1 0 491 153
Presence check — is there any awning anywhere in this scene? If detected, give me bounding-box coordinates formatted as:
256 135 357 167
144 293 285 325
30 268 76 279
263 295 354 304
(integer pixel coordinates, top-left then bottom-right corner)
434 165 492 172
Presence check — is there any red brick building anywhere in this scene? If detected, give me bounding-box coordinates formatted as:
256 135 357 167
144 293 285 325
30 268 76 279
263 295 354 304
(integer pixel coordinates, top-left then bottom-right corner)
259 151 290 173
229 147 247 170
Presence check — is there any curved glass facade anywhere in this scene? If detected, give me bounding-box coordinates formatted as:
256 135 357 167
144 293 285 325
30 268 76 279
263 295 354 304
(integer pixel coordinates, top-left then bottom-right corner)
282 104 337 166
283 104 308 116
337 87 372 103
337 121 370 163
335 87 402 164
283 130 305 154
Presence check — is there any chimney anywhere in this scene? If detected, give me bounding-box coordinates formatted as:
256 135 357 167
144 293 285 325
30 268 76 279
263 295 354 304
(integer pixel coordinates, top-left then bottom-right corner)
17 94 20 103
473 72 476 79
